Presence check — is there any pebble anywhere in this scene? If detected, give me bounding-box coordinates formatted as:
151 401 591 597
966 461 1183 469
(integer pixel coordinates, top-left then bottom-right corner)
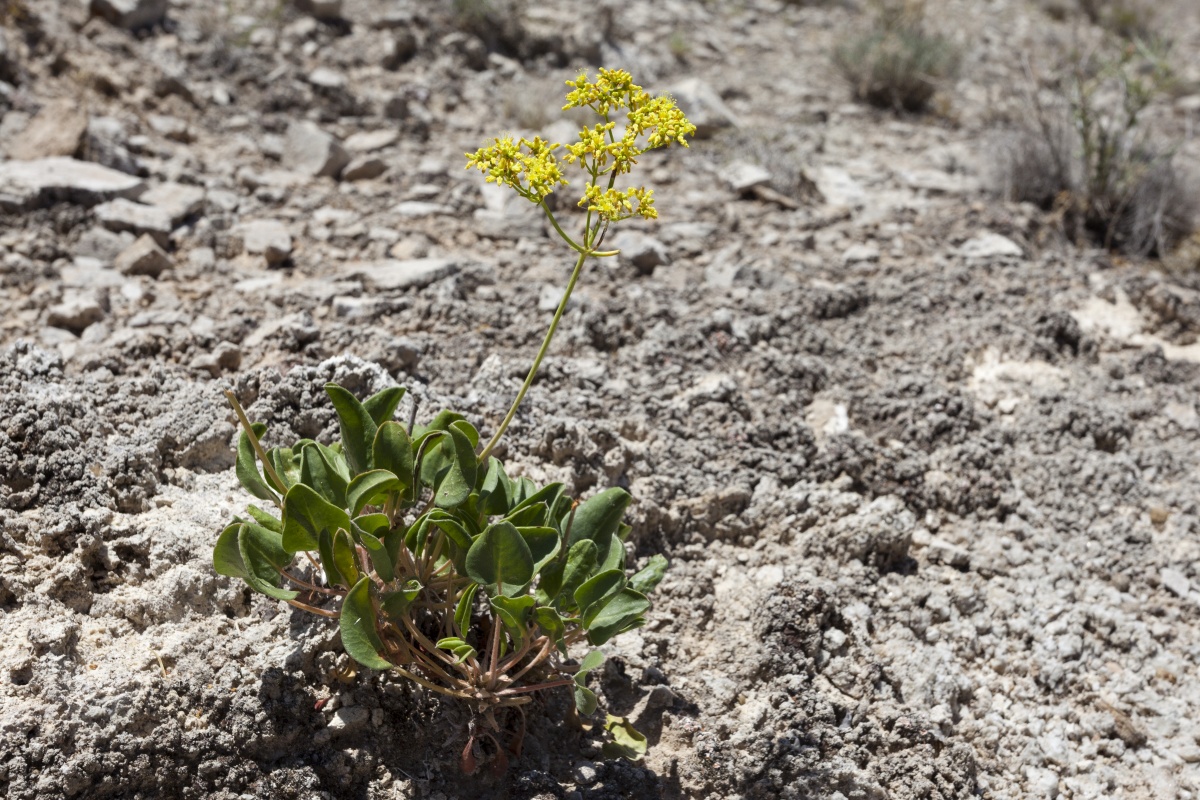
114 234 173 278
6 99 88 161
571 762 599 786
240 220 293 266
283 121 349 178
140 182 206 226
959 233 1024 261
342 156 387 181
611 231 669 274
0 157 145 210
843 243 880 264
344 129 399 153
95 199 173 245
669 77 737 137
1161 568 1191 599
326 706 369 735
726 161 772 194
307 67 345 90
350 258 460 290
47 295 105 334
90 0 167 30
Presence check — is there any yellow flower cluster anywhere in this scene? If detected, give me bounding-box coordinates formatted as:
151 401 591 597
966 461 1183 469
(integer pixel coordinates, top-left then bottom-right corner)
464 135 567 202
465 68 694 227
581 185 657 222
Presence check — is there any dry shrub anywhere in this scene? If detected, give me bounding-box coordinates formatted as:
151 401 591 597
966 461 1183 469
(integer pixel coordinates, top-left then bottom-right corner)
996 44 1198 257
832 2 962 113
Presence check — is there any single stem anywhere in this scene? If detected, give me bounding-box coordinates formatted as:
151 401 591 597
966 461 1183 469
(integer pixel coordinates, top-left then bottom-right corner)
277 568 342 597
478 248 589 463
224 390 287 499
496 678 575 696
285 598 338 618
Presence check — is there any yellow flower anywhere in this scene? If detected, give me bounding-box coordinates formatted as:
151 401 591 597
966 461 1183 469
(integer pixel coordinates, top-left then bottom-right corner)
465 136 567 202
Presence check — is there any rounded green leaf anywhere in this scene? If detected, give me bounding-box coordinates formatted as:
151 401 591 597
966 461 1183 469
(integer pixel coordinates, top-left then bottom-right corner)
573 650 605 715
325 383 378 475
300 442 348 507
281 482 352 553
236 423 278 502
568 487 631 549
362 386 406 426
238 523 298 600
518 526 561 574
339 576 394 670
465 522 534 596
574 569 626 627
347 469 402 516
213 523 248 578
455 583 478 638
434 422 478 509
584 588 650 646
373 422 415 500
602 715 648 761
630 554 668 595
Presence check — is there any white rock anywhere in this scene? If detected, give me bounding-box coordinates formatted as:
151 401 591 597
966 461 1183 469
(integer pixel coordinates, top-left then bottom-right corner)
344 129 399 153
668 77 736 138
327 706 369 734
95 198 173 243
843 243 880 264
140 182 205 225
1162 401 1199 430
283 121 349 178
393 201 453 218
147 114 191 142
0 157 144 210
350 258 459 290
89 0 167 29
342 156 387 181
6 99 88 160
726 161 771 193
1162 568 1191 599
114 234 173 277
959 233 1024 261
47 294 105 333
612 231 669 273
307 67 345 90
240 220 293 265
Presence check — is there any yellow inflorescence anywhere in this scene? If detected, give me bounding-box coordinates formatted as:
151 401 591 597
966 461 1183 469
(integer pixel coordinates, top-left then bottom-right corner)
464 135 567 202
466 68 694 226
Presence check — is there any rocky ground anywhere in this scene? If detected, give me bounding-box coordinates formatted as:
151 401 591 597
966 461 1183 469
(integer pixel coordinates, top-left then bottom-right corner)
4 0 1200 797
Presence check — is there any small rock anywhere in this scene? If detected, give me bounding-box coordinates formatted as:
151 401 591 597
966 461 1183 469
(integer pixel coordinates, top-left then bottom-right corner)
114 234 173 277
571 762 599 786
77 226 134 264
6 99 88 160
393 201 454 218
140 182 205 226
612 231 669 274
928 537 970 570
95 198 173 244
1177 745 1200 763
307 67 346 91
843 243 880 264
283 121 349 178
668 78 737 138
86 116 140 175
388 236 430 260
90 0 167 30
538 284 577 313
342 156 387 182
190 341 241 376
1162 568 1191 599
327 706 369 735
147 114 191 143
332 296 381 319
1162 401 1200 430
726 161 772 194
959 233 1023 261
351 258 459 290
344 129 399 153
382 29 419 69
48 295 105 334
295 0 342 20
241 220 293 265
0 157 144 210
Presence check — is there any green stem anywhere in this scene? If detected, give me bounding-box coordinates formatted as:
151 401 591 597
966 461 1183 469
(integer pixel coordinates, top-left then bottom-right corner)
478 248 589 463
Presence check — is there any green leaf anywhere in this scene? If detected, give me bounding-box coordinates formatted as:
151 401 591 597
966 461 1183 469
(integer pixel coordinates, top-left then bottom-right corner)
598 532 625 574
340 576 393 670
512 483 565 521
381 579 423 618
236 423 278 502
363 386 406 426
354 513 390 536
333 528 360 588
602 715 648 761
318 528 346 588
300 442 348 507
238 523 298 600
373 422 415 501
347 469 402 516
505 502 548 528
512 476 537 506
267 446 301 490
213 523 248 578
518 526 561 574
281 483 352 553
574 569 626 627
490 594 535 645
479 457 512 516
428 513 472 564
245 505 282 533
584 588 650 646
413 429 449 488
554 539 599 611
573 650 605 716
412 409 467 441
358 529 394 582
435 637 477 664
454 583 478 638
568 487 631 550
434 421 478 509
629 554 668 594
465 522 534 597
534 606 567 655
325 383 378 475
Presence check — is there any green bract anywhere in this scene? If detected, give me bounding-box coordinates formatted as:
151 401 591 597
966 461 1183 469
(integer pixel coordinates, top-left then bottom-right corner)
216 382 667 768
